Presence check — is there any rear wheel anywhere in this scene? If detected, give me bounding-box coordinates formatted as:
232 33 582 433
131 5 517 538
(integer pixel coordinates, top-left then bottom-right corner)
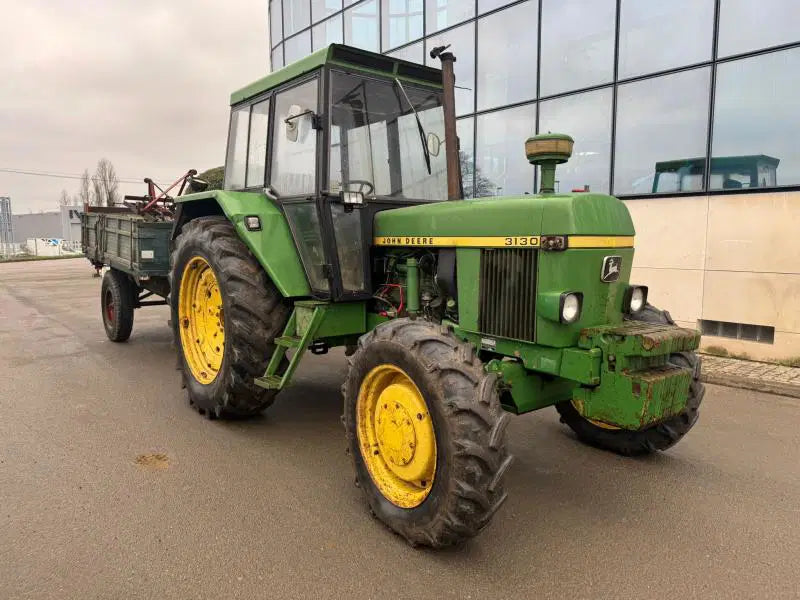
556 305 705 455
343 319 513 547
101 269 136 342
170 216 290 418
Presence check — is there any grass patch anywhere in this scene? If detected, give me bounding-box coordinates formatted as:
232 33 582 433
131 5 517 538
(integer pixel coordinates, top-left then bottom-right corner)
703 345 729 357
0 254 83 263
778 356 800 368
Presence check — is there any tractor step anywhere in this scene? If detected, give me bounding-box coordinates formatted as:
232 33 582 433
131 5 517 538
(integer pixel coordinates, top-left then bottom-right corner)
257 304 328 392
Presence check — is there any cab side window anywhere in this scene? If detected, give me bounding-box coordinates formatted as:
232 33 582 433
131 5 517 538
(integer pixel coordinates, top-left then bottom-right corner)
246 99 270 188
224 106 249 190
271 79 318 196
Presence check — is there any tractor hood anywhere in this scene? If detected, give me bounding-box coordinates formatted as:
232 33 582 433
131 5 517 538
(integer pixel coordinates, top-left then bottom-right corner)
373 193 635 243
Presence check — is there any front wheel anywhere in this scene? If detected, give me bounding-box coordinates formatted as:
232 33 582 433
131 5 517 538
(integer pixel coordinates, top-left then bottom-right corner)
556 304 705 456
343 319 513 548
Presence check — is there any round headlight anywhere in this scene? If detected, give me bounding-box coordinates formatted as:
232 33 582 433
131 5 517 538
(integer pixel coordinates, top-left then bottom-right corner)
561 293 581 323
630 287 646 313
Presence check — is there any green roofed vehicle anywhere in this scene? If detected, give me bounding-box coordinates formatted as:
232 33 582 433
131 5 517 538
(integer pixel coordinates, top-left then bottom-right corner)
85 44 705 548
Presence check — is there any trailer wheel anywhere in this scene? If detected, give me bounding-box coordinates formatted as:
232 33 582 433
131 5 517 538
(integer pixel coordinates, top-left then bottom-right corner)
170 216 290 418
343 319 513 548
101 268 136 342
556 304 705 456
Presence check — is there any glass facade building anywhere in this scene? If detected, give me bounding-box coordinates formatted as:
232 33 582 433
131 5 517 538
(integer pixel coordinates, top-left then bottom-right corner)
266 0 800 360
269 0 800 199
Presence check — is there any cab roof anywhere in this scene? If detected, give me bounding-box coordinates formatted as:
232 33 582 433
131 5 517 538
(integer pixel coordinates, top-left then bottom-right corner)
230 43 443 106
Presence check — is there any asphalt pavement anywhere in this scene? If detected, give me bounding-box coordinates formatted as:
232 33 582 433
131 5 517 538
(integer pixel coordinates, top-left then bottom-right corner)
1 258 799 599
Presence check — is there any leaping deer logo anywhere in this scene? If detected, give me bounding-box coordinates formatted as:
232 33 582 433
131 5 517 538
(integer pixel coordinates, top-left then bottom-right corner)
602 256 622 282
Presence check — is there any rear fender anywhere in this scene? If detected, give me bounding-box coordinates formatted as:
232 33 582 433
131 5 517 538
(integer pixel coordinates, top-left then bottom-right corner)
175 190 310 297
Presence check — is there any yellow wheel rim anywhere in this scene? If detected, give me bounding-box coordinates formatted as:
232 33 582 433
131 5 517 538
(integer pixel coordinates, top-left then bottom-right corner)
356 365 436 508
178 256 225 385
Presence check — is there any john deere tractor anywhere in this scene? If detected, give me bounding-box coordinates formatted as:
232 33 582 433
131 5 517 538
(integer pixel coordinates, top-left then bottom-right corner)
166 44 703 547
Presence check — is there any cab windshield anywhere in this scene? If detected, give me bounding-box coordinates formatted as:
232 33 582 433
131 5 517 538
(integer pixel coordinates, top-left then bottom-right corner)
329 71 447 202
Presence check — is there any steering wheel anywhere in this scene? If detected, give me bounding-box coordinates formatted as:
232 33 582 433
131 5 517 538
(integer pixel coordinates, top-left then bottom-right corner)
342 179 375 196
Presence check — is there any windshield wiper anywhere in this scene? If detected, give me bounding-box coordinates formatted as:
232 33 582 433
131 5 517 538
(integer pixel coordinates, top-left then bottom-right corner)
394 78 432 175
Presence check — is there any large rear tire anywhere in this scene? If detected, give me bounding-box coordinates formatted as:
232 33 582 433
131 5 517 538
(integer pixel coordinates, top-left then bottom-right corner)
343 319 513 547
101 268 136 342
556 304 705 456
170 216 290 418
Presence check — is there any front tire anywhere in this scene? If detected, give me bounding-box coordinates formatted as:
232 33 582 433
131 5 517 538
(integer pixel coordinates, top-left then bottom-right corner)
556 304 705 456
343 319 513 548
101 268 136 342
170 216 290 418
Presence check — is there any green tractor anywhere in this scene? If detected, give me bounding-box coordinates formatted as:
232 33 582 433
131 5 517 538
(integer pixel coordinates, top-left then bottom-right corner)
168 44 704 547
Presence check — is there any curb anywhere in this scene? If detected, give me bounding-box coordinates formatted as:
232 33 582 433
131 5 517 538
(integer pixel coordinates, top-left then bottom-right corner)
700 372 800 399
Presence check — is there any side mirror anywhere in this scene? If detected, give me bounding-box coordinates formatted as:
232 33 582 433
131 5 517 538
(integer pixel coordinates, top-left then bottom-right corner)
426 132 441 157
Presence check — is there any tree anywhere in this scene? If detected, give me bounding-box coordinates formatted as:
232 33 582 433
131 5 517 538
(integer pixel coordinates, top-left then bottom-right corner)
78 169 94 206
92 158 120 206
58 189 71 207
459 150 495 198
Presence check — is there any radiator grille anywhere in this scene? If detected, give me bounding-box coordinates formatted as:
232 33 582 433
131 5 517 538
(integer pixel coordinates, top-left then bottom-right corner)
478 249 537 342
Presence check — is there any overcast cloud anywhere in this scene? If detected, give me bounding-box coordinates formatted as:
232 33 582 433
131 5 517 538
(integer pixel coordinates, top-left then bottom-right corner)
0 0 268 213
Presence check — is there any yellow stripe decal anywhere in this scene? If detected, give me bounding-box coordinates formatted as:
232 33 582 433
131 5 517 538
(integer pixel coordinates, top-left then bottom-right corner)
373 236 541 248
568 235 635 248
372 235 634 249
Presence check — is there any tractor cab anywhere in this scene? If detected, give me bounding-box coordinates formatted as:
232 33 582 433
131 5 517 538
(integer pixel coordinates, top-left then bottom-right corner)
223 45 448 302
652 155 780 193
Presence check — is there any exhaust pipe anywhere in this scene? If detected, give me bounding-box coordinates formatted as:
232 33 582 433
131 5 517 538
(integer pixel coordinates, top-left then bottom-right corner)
430 45 461 201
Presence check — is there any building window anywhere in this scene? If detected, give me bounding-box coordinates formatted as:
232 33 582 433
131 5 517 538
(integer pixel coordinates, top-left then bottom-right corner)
538 88 612 194
312 0 342 23
478 0 515 14
718 0 799 57
345 0 379 52
283 0 311 35
699 320 775 344
425 0 474 34
711 48 800 190
456 117 475 197
284 30 312 64
425 22 475 116
386 40 423 63
270 0 283 49
476 1 538 111
618 0 714 79
476 103 537 196
271 44 284 71
613 68 710 195
539 0 615 97
313 14 343 51
382 0 423 51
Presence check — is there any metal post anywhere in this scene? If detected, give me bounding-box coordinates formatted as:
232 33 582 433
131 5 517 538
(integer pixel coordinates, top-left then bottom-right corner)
406 257 419 318
430 45 461 200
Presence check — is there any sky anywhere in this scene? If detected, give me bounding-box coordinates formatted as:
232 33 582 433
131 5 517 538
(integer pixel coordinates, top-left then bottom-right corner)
0 0 269 213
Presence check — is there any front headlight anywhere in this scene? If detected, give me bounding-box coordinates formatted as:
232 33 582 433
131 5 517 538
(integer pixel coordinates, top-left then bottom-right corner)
560 292 583 324
625 285 648 314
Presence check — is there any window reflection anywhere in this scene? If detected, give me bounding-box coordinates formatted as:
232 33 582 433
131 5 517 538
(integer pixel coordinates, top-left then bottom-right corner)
539 89 612 194
477 1 537 111
312 0 342 23
382 0 424 51
270 1 283 48
619 0 713 79
313 14 343 50
283 0 310 36
712 48 800 189
386 40 424 63
539 0 615 97
425 0 474 34
284 30 311 64
718 0 799 57
614 68 710 195
456 117 475 197
425 22 475 115
345 0 379 52
476 103 536 196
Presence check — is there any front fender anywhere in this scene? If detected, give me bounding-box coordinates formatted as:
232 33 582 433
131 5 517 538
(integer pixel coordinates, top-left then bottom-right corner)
176 190 310 298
